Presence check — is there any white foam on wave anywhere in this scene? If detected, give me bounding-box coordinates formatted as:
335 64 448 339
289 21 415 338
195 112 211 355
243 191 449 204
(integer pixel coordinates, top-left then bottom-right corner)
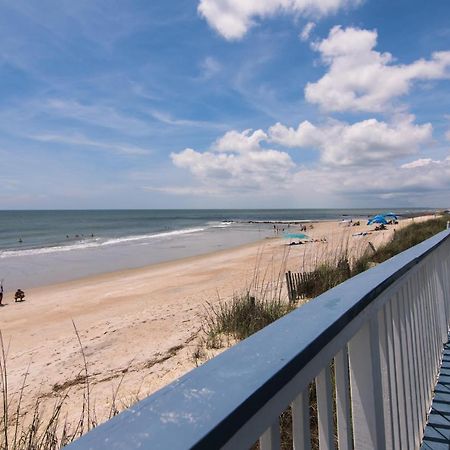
208 221 234 228
0 240 102 258
101 227 206 245
246 219 312 224
0 227 207 258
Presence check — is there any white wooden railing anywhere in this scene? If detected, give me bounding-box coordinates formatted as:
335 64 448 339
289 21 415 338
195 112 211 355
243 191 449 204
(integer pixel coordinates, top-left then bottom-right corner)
68 230 450 450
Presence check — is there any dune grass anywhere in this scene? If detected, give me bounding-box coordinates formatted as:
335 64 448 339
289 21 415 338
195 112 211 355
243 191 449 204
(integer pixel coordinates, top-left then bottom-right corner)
295 214 450 297
203 293 295 343
197 246 296 355
0 323 129 450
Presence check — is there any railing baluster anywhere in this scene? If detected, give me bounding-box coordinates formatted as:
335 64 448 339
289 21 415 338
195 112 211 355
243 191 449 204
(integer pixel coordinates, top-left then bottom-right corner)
411 270 426 433
260 421 280 450
406 277 423 445
425 265 436 399
419 269 434 405
406 279 422 447
443 252 450 320
348 318 386 450
434 254 448 344
385 300 401 449
316 366 335 450
292 388 311 450
398 286 414 450
391 293 409 449
412 273 427 434
334 347 352 450
377 305 393 449
427 265 440 384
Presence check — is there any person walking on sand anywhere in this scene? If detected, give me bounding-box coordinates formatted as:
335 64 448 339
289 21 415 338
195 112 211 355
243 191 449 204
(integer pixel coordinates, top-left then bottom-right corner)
0 282 3 306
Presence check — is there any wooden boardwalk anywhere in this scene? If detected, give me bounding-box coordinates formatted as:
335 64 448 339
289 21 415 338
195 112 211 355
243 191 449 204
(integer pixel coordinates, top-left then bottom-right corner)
422 338 450 449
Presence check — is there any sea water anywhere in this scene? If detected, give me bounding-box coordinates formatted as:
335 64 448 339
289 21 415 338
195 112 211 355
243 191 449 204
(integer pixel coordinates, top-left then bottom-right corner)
0 209 432 289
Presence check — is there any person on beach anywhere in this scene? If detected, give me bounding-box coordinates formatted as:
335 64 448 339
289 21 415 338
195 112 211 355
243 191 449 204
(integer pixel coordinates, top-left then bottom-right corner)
14 289 25 302
0 283 3 306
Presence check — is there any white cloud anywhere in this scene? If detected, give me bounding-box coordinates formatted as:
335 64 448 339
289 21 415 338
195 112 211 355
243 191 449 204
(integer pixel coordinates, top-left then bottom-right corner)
213 128 268 152
31 133 151 155
171 129 294 191
292 156 450 199
299 21 316 41
400 158 439 169
170 121 449 202
198 0 361 40
269 120 318 147
200 56 222 79
144 185 222 196
44 99 149 134
149 110 225 129
305 26 450 112
269 116 432 166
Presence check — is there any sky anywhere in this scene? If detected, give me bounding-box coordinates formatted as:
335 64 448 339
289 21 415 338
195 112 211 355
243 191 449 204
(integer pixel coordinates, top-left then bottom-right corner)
0 0 450 209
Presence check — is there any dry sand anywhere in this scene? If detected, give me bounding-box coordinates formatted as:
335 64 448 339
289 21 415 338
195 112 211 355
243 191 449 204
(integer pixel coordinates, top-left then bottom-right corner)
0 216 432 425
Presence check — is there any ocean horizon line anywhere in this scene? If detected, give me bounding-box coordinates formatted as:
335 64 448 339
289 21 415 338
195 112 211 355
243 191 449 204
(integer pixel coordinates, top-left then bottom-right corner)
0 206 440 212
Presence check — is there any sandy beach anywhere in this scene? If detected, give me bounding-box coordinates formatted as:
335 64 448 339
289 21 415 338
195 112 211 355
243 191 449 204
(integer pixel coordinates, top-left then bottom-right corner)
0 216 433 426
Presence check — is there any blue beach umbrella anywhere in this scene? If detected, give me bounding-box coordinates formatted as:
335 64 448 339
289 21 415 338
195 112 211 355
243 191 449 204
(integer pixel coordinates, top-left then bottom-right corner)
283 233 310 240
382 212 398 220
367 215 388 225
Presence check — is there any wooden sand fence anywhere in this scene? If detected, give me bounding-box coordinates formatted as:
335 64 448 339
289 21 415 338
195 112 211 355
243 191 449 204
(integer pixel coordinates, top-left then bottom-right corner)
285 270 311 302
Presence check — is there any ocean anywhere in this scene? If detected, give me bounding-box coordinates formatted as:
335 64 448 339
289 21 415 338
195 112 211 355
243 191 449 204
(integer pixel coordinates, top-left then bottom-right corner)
0 208 433 289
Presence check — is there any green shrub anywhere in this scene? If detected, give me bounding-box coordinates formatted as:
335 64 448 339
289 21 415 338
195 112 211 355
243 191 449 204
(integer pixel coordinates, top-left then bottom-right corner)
295 214 449 298
294 257 351 299
372 214 449 264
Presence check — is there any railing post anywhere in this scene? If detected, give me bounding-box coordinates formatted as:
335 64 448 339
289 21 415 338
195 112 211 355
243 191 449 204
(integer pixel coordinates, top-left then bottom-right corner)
433 251 449 343
316 365 335 450
377 305 393 449
260 422 280 450
385 301 401 449
292 388 311 450
405 278 424 447
335 347 352 450
398 286 415 449
348 318 386 450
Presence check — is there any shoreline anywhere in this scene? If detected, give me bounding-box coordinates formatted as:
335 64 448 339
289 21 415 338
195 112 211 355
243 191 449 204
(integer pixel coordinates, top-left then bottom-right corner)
0 209 438 291
0 223 274 290
9 236 280 295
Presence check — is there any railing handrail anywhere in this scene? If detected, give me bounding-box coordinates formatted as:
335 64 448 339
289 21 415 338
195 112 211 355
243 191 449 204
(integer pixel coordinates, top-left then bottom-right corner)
67 230 450 450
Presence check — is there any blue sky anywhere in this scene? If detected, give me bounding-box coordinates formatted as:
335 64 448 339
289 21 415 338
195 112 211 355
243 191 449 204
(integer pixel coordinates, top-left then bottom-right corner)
1 0 449 209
